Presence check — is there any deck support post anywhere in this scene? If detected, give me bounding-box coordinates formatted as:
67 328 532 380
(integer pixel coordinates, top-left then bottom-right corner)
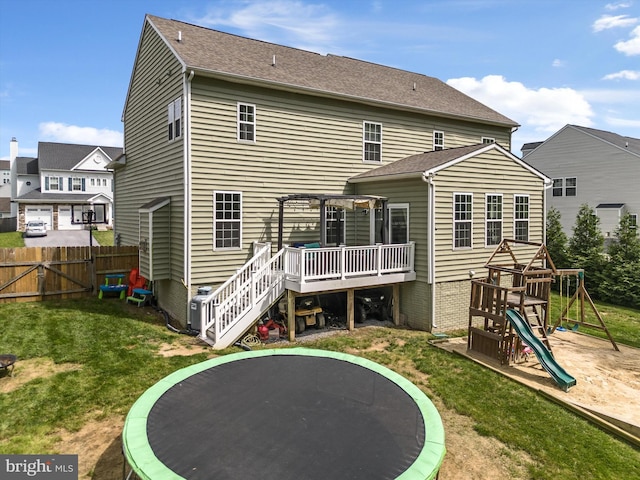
347 288 355 331
392 284 400 325
287 289 296 342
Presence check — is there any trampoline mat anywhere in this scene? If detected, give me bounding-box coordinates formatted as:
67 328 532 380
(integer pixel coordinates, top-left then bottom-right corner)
144 353 427 479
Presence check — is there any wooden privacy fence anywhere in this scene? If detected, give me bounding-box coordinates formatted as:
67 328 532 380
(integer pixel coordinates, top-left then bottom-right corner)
0 246 139 303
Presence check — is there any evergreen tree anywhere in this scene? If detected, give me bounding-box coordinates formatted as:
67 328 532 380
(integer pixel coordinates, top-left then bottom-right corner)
599 213 640 308
568 204 605 297
545 207 569 269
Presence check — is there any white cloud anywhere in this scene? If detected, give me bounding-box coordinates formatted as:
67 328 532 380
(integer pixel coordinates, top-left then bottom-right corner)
602 69 640 80
39 122 123 147
605 2 633 10
552 59 565 67
592 14 638 32
614 25 640 55
447 75 594 134
195 1 341 53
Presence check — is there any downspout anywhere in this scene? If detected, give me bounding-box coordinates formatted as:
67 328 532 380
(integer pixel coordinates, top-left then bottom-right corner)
184 69 195 321
422 171 437 329
543 177 552 254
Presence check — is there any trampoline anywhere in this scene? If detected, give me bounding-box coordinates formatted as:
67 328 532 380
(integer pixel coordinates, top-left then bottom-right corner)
123 348 445 480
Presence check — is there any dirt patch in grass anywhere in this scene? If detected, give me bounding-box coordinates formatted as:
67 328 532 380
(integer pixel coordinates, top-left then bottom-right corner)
0 358 82 394
156 337 213 357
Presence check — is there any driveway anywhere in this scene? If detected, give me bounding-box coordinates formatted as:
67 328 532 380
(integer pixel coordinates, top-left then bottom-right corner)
24 230 98 247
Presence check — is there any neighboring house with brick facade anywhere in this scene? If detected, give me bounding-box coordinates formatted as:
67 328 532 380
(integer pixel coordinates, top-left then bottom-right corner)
113 15 548 344
9 138 121 231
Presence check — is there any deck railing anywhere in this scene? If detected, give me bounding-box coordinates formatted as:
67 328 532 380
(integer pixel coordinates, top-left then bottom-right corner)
198 242 415 348
284 242 415 283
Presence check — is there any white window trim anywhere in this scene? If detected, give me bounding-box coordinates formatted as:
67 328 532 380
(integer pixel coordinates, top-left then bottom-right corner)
485 193 503 248
433 130 444 151
453 192 473 250
362 121 382 163
482 137 495 144
213 190 243 250
237 102 256 143
388 203 410 244
552 178 563 197
514 194 530 242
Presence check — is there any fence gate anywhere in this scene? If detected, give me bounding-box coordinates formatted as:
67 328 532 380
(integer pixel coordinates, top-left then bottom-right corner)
0 246 139 303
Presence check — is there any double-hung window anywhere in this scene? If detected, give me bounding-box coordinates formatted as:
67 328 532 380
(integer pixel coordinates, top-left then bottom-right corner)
454 193 473 248
214 191 242 249
434 131 444 151
485 194 503 246
168 97 182 141
238 103 256 142
514 195 530 242
69 177 85 192
552 178 563 196
45 176 62 191
363 122 382 163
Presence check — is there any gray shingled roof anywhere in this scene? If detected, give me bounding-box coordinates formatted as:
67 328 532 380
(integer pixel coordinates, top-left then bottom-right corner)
571 125 640 154
147 15 518 128
37 142 123 170
350 144 487 181
0 160 9 170
16 189 99 203
16 157 39 175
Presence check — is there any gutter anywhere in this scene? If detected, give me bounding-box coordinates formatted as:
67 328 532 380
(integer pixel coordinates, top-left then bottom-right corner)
184 69 195 320
422 171 437 329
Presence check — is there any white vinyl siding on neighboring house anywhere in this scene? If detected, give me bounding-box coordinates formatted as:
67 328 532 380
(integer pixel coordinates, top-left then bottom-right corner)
363 122 382 163
237 103 256 142
453 193 473 249
485 194 503 247
214 191 242 249
514 195 530 241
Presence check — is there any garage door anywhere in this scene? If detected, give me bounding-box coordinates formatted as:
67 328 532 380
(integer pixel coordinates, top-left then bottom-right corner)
25 206 53 230
57 205 80 230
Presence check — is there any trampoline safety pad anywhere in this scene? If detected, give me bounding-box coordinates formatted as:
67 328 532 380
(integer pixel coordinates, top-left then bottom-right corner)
123 348 445 479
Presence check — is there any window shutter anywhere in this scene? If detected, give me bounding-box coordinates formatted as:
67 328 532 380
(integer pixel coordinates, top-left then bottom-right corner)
82 178 86 191
45 177 49 190
59 177 63 190
68 178 72 191
168 102 174 140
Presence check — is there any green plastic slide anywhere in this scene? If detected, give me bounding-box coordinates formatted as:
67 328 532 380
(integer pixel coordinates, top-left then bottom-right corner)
506 308 577 392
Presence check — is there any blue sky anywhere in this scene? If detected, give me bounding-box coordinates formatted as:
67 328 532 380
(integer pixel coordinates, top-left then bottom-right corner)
1 0 638 160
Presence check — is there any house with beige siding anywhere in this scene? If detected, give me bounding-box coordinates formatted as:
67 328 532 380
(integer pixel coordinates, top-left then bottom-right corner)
114 15 548 348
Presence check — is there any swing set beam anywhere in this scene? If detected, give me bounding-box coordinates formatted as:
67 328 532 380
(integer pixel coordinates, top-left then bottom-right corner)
551 269 619 351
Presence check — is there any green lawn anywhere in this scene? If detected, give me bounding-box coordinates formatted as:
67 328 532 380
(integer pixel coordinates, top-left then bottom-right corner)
1 297 638 479
0 230 113 247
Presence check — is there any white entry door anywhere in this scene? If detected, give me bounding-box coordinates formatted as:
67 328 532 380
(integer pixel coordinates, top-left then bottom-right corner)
25 206 53 230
